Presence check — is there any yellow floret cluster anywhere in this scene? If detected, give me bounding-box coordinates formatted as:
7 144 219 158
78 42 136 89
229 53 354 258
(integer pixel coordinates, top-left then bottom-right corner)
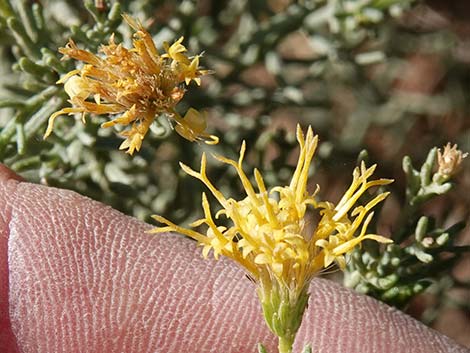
152 125 393 295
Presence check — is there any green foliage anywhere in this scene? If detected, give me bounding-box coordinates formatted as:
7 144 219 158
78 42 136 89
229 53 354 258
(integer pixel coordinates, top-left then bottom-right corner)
345 147 468 309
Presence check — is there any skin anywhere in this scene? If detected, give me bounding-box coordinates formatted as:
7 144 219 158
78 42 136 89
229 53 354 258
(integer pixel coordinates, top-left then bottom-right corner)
0 164 467 353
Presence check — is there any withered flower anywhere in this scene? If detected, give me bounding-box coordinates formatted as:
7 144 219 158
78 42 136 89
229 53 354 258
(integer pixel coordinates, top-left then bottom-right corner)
437 143 468 177
45 14 218 154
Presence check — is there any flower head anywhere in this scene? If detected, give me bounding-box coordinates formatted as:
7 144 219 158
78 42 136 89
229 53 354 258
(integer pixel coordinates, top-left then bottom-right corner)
151 125 393 352
437 143 468 178
44 14 218 154
152 125 392 288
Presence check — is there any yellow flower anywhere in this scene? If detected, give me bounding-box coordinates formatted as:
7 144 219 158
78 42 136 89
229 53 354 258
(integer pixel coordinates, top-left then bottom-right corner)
151 125 393 353
162 36 190 65
44 14 218 154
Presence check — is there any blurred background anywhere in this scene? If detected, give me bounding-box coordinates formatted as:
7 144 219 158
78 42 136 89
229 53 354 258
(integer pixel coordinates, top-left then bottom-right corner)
0 0 468 347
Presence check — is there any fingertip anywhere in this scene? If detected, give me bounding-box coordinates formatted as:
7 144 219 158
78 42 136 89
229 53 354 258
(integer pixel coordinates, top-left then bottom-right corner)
293 278 468 353
0 165 23 183
6 183 275 353
0 164 21 353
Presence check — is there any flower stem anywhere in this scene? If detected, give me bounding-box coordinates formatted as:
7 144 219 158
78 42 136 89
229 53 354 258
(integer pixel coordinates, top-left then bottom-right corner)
278 335 294 353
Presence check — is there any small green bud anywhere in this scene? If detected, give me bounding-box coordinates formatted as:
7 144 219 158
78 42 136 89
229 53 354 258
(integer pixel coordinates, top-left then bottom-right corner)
436 232 449 246
415 216 428 242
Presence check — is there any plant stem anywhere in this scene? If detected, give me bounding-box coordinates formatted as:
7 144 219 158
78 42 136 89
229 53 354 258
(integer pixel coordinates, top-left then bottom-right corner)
278 335 294 353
